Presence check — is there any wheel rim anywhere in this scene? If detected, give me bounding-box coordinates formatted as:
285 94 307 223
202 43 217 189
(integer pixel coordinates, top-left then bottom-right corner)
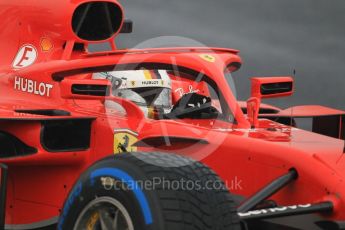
74 196 134 230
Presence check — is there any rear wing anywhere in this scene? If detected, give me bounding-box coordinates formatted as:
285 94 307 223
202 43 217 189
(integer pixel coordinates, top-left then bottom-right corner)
261 105 345 140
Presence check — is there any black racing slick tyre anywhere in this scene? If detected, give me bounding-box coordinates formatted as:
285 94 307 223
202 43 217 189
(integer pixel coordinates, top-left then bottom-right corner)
57 152 241 230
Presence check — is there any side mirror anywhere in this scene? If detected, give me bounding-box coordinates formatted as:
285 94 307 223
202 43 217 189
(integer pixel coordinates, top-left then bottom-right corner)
251 77 294 99
247 76 294 128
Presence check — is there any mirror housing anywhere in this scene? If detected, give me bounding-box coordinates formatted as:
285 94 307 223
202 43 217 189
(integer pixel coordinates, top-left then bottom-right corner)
251 76 294 99
247 76 294 128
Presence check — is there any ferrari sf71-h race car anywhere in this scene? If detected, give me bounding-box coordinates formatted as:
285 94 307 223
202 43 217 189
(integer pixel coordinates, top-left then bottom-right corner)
0 1 344 230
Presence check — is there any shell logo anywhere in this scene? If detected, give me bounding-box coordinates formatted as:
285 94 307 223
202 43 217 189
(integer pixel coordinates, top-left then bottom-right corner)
40 37 53 52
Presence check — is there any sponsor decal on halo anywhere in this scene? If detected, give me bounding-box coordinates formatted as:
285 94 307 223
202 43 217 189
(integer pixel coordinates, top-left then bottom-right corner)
14 76 53 97
12 44 38 69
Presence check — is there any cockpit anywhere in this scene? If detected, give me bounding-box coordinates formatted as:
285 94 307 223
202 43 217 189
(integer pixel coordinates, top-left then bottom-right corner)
91 68 234 122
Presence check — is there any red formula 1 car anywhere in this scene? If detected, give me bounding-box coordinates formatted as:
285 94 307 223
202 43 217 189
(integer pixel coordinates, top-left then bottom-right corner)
0 1 344 230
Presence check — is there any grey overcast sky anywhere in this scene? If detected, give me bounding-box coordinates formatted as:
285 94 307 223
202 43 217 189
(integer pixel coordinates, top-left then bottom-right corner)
107 0 345 110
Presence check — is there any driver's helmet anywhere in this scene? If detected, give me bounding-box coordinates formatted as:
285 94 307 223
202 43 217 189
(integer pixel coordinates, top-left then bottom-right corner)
93 70 172 118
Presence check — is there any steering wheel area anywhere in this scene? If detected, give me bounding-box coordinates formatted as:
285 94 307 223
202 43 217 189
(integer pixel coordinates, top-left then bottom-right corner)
165 93 220 119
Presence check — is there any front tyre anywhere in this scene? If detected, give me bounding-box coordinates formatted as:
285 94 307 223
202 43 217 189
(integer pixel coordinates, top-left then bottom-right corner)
58 152 241 230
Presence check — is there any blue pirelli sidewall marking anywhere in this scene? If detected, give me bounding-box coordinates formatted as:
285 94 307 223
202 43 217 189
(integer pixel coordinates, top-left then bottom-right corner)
58 182 82 230
90 167 153 225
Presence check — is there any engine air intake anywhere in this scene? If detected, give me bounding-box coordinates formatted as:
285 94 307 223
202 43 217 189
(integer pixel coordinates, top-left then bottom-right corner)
72 1 123 41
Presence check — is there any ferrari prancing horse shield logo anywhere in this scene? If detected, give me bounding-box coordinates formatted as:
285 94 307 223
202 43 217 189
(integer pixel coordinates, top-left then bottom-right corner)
114 129 138 154
199 54 216 63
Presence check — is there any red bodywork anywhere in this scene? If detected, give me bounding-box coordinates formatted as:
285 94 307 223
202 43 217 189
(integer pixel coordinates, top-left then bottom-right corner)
0 0 345 228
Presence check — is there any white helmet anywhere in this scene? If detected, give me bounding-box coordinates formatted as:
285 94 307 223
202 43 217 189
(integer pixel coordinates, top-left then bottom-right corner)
93 70 172 118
